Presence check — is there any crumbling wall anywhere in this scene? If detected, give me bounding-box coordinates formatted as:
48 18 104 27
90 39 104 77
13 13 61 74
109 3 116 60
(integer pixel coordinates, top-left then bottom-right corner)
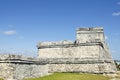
0 55 117 80
76 27 105 43
0 54 49 80
0 27 117 80
47 58 116 73
37 27 107 59
38 44 99 59
36 27 117 74
49 63 115 73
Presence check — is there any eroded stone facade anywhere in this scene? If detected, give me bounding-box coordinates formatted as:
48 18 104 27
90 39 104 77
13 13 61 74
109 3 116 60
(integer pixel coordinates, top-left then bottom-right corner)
0 55 49 80
37 27 111 59
37 27 116 73
0 27 117 80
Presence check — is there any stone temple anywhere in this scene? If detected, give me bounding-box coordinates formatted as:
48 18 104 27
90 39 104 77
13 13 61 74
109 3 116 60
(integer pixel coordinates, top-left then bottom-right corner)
37 27 116 73
38 27 111 59
0 27 117 80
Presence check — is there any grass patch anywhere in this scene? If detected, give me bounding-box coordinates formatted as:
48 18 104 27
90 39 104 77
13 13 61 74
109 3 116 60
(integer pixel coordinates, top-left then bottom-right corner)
0 78 3 80
24 73 110 80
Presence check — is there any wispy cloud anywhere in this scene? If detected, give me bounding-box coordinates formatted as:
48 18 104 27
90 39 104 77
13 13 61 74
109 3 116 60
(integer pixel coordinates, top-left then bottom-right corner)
0 30 16 35
111 50 117 53
105 35 108 40
117 2 120 5
112 12 120 16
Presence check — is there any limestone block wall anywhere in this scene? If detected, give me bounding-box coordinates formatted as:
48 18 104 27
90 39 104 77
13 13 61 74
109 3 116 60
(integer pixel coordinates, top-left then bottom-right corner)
0 27 116 80
0 54 117 80
99 42 112 59
0 63 48 80
37 27 107 59
0 55 49 80
47 58 116 73
13 64 48 80
38 45 100 59
38 40 74 46
76 27 105 43
49 63 115 73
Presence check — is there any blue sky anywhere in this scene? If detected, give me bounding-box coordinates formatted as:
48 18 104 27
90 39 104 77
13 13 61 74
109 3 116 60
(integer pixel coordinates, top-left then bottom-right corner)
0 0 120 59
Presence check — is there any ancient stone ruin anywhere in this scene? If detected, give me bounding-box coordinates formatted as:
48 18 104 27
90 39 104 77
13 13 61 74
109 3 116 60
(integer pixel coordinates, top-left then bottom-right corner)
37 27 116 73
0 27 117 80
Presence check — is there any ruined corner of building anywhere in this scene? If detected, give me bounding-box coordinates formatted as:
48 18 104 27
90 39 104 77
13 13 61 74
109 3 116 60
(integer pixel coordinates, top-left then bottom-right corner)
0 27 117 80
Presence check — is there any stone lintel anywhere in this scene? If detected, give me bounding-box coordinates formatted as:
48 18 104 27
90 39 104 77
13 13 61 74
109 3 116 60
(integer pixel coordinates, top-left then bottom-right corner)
0 58 114 64
76 31 103 34
77 27 103 31
37 42 102 49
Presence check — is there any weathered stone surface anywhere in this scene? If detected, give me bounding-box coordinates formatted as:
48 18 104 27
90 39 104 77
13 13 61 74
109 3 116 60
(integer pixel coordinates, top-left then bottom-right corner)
0 54 49 80
49 63 115 73
0 54 116 80
37 27 112 60
0 27 117 80
38 45 100 58
37 27 116 74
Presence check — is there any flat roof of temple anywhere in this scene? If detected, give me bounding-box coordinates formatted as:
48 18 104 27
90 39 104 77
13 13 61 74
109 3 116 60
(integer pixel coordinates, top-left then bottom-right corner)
76 27 103 31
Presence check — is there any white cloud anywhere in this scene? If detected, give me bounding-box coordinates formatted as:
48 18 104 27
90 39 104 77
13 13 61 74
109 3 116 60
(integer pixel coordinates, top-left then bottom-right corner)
117 2 120 5
111 50 117 53
1 30 16 35
112 12 120 16
105 35 108 40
